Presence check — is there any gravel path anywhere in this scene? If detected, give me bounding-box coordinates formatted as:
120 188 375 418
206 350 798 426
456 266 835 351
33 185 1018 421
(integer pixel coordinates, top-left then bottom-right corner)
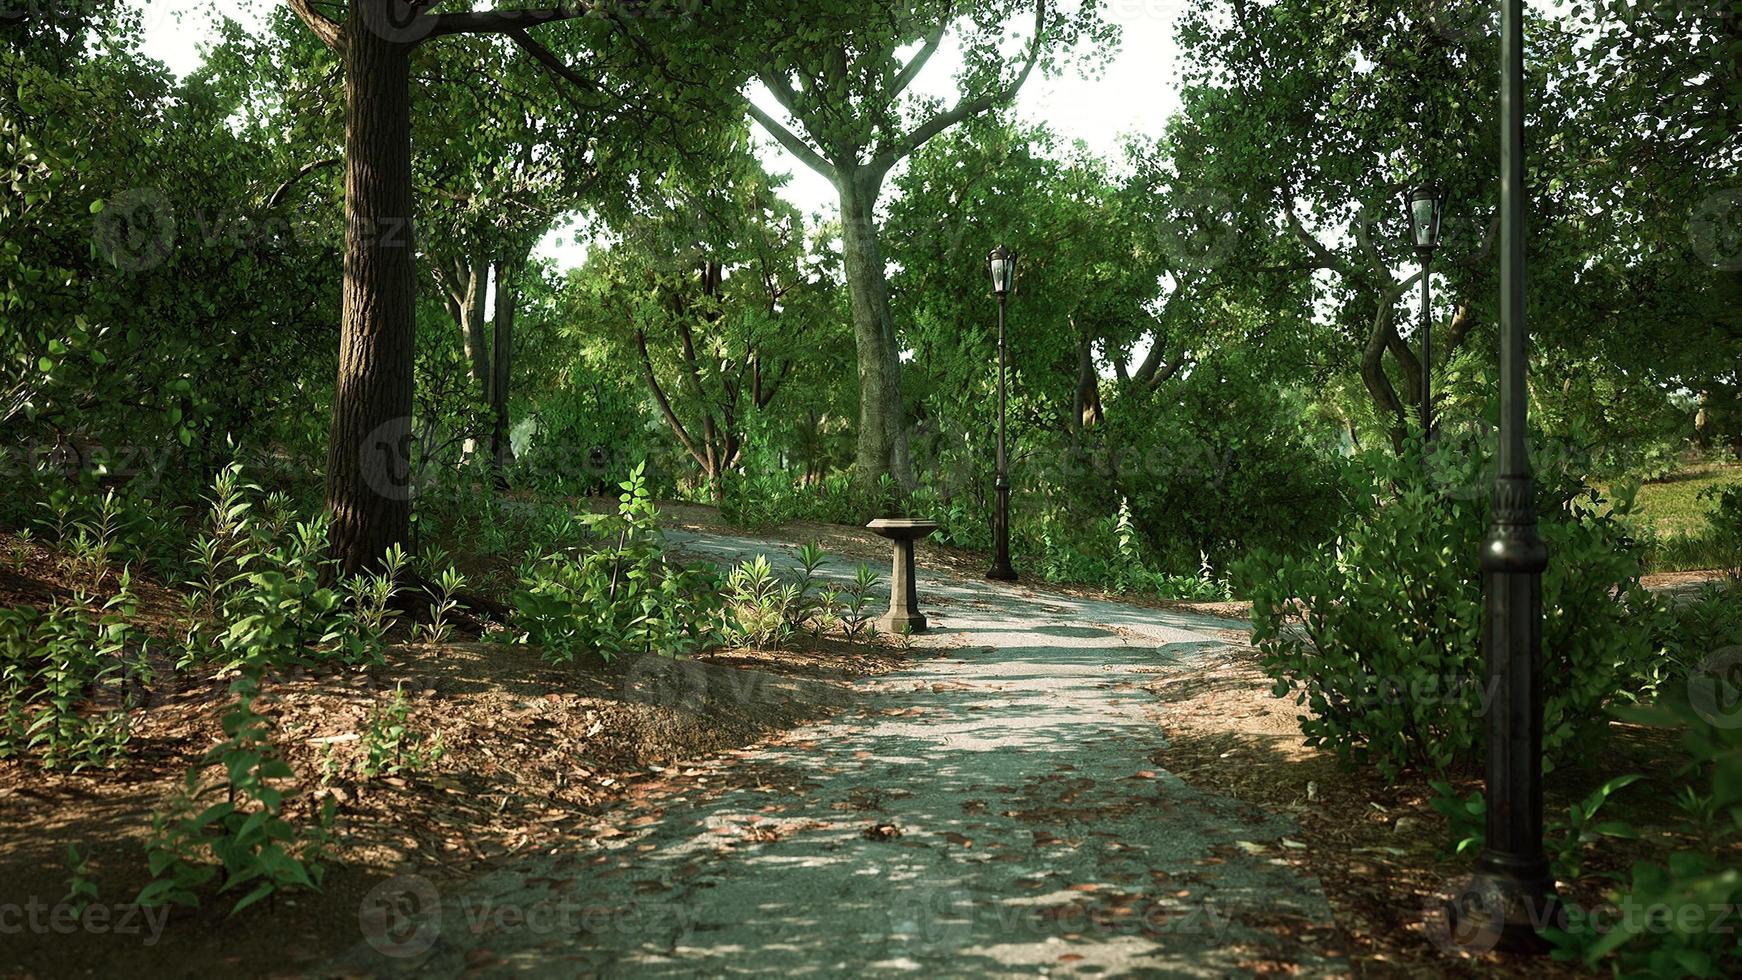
331 531 1341 978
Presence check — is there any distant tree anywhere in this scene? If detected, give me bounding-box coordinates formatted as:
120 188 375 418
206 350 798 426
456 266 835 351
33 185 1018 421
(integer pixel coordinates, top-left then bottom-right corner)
719 0 1116 490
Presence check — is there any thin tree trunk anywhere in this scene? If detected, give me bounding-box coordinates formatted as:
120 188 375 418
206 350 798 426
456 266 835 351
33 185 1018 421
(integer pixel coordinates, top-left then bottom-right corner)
837 169 912 492
325 17 416 577
490 256 517 477
462 255 491 398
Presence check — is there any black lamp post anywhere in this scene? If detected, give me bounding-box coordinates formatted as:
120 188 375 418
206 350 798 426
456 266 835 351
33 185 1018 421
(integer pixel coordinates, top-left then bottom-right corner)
986 245 1018 582
1453 0 1556 953
1407 182 1446 438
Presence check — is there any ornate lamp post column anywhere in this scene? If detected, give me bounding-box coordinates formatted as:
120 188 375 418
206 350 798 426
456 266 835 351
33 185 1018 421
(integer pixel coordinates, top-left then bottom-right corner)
986 245 1018 583
1456 0 1556 952
1407 182 1446 438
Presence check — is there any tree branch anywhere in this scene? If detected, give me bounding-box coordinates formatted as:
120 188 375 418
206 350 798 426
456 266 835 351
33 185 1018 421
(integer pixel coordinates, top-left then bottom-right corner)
286 0 343 50
745 98 838 181
1283 201 1348 276
886 18 949 105
635 330 705 469
428 3 593 38
867 0 1047 175
266 157 341 208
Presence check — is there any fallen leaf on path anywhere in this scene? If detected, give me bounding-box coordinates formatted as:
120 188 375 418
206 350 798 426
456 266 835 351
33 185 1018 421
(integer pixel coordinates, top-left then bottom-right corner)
863 823 902 841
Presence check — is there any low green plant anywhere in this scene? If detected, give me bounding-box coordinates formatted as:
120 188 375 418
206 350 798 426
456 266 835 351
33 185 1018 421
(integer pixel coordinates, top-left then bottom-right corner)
181 466 396 670
1697 483 1742 579
1649 582 1742 699
1543 690 1742 976
63 844 99 915
0 586 149 770
361 683 444 778
138 674 332 914
723 555 800 649
840 564 880 641
508 464 722 663
415 566 466 644
1429 775 1642 881
6 529 34 570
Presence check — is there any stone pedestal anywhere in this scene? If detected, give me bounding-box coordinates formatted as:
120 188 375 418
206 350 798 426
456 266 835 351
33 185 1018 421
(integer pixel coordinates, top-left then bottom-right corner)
866 518 939 635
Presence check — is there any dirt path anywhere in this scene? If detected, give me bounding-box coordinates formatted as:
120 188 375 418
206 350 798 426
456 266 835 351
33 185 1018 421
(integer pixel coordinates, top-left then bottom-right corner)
326 531 1341 978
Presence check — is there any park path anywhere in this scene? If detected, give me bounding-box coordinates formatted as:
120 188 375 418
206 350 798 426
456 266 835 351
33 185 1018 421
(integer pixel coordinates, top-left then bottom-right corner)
334 530 1341 978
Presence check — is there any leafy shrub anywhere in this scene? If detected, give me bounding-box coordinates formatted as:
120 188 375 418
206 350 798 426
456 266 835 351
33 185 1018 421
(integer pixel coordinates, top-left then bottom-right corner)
719 543 873 649
0 586 149 770
1019 496 1232 601
721 470 877 529
1649 583 1742 700
723 555 803 649
1237 444 1659 782
508 464 721 663
181 465 399 670
138 675 332 914
1543 690 1742 976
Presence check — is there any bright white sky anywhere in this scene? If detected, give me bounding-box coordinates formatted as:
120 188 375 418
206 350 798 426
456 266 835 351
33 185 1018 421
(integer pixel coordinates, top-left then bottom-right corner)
137 0 1189 269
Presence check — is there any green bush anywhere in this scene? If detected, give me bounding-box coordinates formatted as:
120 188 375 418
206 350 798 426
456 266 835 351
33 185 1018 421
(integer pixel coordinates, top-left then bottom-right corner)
1237 444 1658 782
508 464 721 663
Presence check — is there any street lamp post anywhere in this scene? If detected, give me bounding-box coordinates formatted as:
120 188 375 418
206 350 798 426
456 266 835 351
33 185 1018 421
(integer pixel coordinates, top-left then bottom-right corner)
1454 0 1556 953
1407 182 1446 438
987 245 1018 583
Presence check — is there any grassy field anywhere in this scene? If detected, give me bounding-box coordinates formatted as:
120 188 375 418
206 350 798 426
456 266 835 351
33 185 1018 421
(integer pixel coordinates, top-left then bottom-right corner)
1624 460 1742 572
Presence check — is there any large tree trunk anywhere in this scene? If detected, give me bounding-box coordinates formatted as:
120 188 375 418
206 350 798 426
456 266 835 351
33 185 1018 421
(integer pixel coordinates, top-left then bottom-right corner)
325 18 416 577
837 169 912 492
